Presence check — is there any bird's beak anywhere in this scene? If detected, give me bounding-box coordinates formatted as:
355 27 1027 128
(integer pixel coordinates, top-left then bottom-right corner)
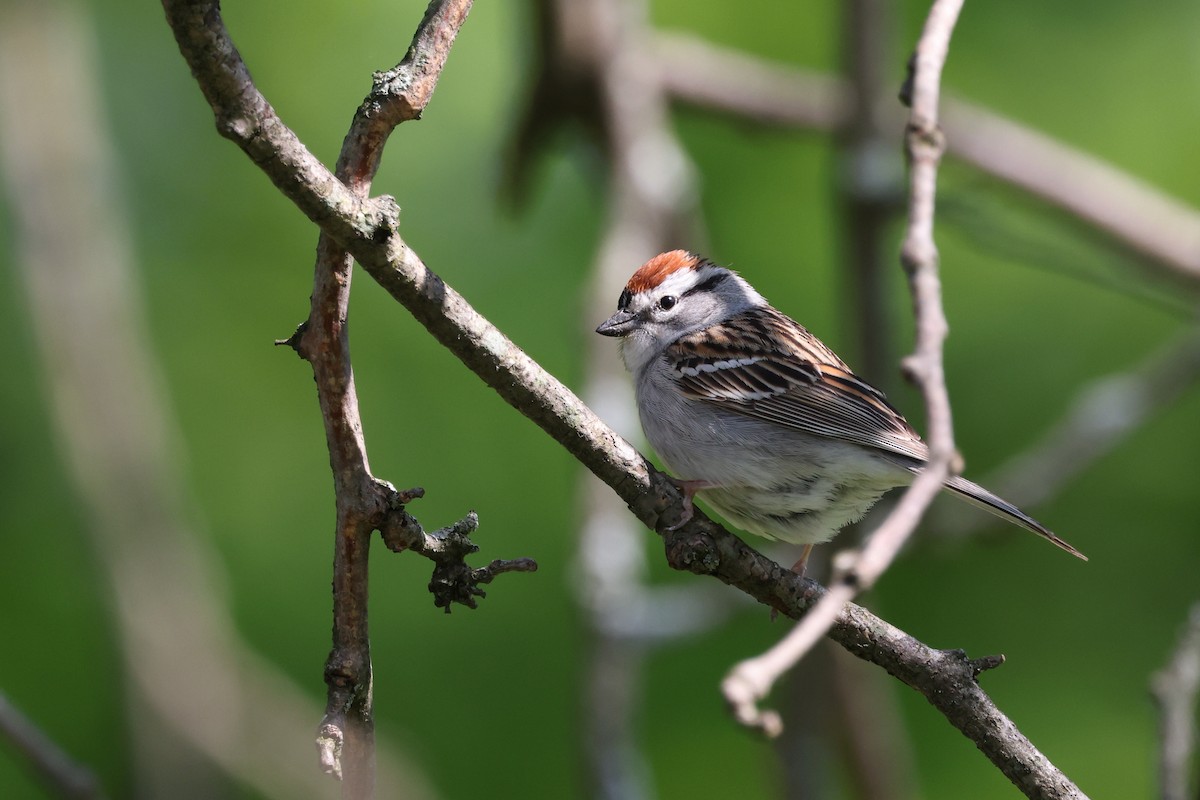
595 310 637 337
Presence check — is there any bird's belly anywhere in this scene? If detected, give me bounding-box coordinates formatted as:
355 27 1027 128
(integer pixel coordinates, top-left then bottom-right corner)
699 481 891 545
638 391 907 545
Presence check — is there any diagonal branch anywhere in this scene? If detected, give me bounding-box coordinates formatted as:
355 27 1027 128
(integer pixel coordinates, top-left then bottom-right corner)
162 2 1086 796
655 32 1200 290
0 692 103 800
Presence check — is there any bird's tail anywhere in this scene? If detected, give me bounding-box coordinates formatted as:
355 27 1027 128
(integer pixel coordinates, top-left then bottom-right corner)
942 474 1087 561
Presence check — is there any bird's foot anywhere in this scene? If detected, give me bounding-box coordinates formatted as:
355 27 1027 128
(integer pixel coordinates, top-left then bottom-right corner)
663 477 715 531
790 543 814 579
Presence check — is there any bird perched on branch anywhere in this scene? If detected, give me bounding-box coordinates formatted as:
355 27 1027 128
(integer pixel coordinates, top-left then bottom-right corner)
596 250 1086 572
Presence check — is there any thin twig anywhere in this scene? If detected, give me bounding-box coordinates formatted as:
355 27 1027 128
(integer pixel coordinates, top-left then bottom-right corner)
296 2 478 792
0 692 104 800
1151 603 1200 800
162 3 1088 794
722 0 965 740
293 0 534 790
3 4 438 797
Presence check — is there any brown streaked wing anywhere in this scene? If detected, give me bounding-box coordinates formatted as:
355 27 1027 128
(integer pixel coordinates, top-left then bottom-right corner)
667 308 929 462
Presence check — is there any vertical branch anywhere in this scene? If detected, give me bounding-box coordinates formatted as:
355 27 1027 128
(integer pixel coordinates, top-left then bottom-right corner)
839 0 903 383
896 0 962 468
290 2 475 794
163 0 517 793
4 4 436 798
722 0 967 739
1151 604 1200 800
306 225 382 793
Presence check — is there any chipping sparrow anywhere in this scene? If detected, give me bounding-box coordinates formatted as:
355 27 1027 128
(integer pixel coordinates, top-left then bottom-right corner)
596 250 1086 568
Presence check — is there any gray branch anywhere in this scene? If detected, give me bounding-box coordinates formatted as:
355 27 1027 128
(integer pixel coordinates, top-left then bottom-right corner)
161 1 1088 796
1151 603 1200 800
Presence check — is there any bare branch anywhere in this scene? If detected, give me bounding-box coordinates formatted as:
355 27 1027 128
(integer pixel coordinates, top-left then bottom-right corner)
1151 603 1200 800
722 0 965 737
940 99 1200 285
165 0 535 790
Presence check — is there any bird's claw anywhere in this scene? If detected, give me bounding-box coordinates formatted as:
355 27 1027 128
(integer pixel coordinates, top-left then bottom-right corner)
663 476 709 531
664 495 695 531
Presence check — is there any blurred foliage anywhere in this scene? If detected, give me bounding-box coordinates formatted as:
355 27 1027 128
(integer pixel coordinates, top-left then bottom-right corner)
2 0 1199 798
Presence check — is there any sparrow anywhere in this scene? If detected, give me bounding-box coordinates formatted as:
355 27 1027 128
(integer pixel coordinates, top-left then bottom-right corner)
596 250 1086 570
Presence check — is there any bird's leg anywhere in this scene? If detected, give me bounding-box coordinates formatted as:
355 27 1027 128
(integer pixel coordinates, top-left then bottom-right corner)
663 477 716 531
790 543 814 578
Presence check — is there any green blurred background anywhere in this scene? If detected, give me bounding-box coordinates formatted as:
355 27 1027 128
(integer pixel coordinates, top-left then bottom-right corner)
2 0 1199 797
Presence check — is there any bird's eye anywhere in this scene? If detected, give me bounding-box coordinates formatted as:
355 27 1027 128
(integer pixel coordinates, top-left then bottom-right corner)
658 295 677 311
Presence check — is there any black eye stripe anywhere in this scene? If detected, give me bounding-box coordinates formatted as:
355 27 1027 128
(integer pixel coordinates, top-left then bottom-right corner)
617 288 632 310
683 271 726 297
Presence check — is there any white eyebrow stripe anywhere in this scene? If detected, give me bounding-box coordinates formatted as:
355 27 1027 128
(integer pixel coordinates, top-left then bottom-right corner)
652 264 721 296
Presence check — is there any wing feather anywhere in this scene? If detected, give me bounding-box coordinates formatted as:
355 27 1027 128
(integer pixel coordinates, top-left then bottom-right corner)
666 308 928 462
662 306 1087 559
